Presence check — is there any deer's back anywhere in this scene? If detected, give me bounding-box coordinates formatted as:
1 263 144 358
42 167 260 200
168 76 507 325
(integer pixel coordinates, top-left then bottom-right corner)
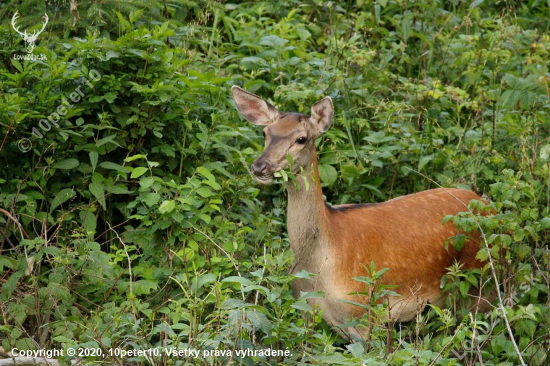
324 188 483 322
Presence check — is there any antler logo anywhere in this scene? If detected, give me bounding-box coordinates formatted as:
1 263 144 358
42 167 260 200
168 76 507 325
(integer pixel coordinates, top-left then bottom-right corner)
11 11 49 54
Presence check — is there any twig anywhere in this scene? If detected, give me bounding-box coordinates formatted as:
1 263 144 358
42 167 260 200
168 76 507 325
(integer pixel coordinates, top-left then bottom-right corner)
0 208 29 240
547 162 550 213
404 166 526 366
106 222 137 324
0 110 19 153
227 315 242 366
428 324 464 366
0 125 13 153
252 242 268 345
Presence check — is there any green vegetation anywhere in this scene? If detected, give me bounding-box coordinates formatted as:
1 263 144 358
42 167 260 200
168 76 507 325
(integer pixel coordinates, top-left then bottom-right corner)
0 0 549 364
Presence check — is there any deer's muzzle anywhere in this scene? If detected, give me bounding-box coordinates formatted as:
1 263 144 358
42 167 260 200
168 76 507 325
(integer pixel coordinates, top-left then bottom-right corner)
251 158 275 184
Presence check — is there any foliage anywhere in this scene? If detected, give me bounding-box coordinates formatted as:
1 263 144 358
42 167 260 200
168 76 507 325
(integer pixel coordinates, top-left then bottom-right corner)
0 0 549 365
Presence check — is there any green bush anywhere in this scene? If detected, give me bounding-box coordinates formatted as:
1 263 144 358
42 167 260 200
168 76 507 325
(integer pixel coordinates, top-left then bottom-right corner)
0 1 549 365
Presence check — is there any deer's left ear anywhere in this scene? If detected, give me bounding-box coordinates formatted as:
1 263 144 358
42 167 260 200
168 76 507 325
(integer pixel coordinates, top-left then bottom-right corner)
310 97 333 138
232 86 279 125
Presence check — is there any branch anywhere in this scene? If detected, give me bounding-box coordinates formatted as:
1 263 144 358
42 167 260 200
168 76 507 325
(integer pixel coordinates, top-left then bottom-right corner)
0 208 29 240
106 222 137 324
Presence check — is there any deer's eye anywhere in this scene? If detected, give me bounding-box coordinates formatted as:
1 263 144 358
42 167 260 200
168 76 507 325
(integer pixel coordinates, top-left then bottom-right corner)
262 131 266 138
296 137 307 144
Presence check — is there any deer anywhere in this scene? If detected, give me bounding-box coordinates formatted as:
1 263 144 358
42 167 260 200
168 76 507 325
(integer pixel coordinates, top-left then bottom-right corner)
231 86 489 339
11 11 49 54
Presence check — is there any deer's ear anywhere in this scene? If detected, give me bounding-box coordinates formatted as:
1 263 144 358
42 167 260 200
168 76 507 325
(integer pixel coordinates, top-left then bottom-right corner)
310 96 333 137
231 86 279 125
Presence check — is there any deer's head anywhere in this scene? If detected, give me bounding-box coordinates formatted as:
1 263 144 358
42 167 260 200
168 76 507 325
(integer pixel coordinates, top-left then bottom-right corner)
232 86 333 184
11 11 49 54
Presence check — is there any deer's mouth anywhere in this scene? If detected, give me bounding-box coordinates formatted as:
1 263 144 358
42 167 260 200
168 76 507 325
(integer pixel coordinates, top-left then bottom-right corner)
255 175 274 185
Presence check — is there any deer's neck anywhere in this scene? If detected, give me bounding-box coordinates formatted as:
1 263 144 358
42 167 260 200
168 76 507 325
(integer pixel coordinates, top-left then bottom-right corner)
285 148 330 261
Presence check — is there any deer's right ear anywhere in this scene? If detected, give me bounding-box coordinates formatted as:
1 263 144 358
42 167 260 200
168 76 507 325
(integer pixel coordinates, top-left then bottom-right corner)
231 86 279 125
310 96 333 138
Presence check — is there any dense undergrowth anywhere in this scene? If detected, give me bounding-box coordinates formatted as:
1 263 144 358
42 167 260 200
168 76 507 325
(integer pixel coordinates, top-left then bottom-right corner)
0 0 549 365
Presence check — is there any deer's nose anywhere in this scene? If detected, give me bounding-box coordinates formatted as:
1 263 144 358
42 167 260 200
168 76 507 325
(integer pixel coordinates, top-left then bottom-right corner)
251 160 270 176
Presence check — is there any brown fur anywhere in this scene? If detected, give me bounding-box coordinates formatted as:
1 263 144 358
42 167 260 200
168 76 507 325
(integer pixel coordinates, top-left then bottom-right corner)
287 151 484 334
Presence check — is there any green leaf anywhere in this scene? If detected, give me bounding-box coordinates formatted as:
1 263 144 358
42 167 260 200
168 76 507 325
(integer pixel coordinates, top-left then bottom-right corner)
15 338 35 350
241 56 268 68
300 291 325 300
222 276 253 286
192 273 216 291
352 276 374 285
142 193 160 207
278 169 288 182
0 256 16 271
401 16 411 42
519 91 536 109
50 189 76 213
459 280 470 295
2 271 23 295
469 0 484 9
346 342 364 357
196 187 213 198
140 176 155 189
503 74 519 88
483 218 498 230
418 154 435 170
52 336 73 344
52 158 80 170
513 229 525 241
500 90 520 109
500 234 512 246
291 301 312 312
296 27 312 41
363 131 395 144
100 162 129 173
125 154 147 162
202 180 221 190
196 166 216 181
442 215 454 225
302 175 309 191
318 164 338 185
540 144 550 160
293 270 315 279
43 247 60 256
11 59 23 72
105 50 120 60
259 35 288 47
105 185 133 194
223 298 251 309
476 248 489 261
82 211 97 234
242 284 270 295
198 214 211 224
246 310 272 335
89 152 98 172
539 217 550 230
96 134 122 148
159 200 176 214
132 280 158 295
131 167 148 178
452 233 466 251
89 183 107 210
104 92 117 103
